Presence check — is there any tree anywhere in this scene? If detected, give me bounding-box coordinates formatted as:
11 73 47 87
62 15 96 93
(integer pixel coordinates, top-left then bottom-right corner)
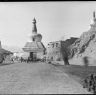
60 41 70 65
0 54 5 63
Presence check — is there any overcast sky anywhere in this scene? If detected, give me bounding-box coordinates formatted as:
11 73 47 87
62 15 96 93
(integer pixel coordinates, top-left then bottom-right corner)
0 2 96 48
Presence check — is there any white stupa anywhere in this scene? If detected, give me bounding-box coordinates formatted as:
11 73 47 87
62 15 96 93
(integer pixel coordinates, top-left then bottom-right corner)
22 18 45 61
90 11 96 31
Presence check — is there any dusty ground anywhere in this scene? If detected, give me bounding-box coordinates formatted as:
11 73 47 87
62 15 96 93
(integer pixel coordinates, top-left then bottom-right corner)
0 62 91 94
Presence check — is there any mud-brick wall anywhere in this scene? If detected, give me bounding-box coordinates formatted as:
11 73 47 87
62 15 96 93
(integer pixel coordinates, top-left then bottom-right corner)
37 52 44 59
46 37 78 61
46 41 62 61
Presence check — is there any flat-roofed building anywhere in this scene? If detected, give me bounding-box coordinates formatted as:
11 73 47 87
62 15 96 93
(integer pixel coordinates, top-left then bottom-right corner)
46 37 78 61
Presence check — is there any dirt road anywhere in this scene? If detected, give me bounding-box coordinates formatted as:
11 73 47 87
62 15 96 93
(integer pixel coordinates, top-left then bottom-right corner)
0 62 91 94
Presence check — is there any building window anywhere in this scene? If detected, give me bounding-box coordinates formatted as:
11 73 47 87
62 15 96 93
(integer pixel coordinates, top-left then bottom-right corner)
47 44 50 48
56 43 58 47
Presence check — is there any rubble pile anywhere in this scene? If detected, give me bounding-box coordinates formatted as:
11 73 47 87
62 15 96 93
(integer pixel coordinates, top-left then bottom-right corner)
82 74 96 94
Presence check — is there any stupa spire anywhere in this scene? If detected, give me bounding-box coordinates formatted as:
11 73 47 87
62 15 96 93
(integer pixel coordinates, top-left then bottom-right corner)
32 17 37 34
32 17 36 24
93 11 95 18
93 11 96 22
90 11 96 30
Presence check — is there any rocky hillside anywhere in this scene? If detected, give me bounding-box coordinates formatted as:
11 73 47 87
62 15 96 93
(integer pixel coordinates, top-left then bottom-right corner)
69 11 96 59
70 29 96 58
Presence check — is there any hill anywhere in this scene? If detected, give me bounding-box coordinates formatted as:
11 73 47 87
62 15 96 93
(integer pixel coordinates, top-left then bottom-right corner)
2 45 23 53
70 14 96 59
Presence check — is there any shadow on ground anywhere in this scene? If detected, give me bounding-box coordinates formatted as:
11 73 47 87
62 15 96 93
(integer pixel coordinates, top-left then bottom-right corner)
51 63 96 84
0 62 14 66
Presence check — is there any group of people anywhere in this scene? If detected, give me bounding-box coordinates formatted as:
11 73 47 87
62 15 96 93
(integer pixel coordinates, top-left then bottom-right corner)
20 57 33 63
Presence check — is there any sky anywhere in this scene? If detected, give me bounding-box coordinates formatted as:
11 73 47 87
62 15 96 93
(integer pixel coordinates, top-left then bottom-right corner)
0 2 96 48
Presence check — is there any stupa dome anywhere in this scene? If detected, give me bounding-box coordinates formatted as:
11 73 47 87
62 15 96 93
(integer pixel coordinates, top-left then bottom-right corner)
36 34 42 38
33 33 42 42
90 19 94 25
27 33 33 42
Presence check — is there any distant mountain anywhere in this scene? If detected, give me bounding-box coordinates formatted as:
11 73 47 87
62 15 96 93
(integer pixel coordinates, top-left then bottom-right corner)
2 45 23 53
